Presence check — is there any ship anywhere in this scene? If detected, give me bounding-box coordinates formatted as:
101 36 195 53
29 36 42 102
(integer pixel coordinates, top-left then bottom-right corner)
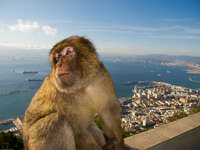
28 79 43 82
188 77 200 84
121 80 138 85
121 80 151 86
23 71 38 74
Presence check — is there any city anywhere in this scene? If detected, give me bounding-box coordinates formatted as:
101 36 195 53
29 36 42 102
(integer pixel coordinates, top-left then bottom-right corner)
1 81 200 138
121 81 200 133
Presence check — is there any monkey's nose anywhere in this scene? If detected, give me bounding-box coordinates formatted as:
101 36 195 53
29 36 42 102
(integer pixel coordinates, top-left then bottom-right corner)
57 62 62 67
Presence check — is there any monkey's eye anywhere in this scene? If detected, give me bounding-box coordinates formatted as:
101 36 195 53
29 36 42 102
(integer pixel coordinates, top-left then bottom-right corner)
61 47 74 56
54 53 60 61
54 46 74 63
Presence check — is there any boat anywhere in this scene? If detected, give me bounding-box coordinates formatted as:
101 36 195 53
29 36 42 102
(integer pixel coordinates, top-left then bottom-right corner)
157 74 161 77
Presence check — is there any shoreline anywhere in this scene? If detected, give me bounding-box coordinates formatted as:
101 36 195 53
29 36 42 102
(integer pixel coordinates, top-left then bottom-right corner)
161 62 200 75
188 77 200 84
187 69 200 74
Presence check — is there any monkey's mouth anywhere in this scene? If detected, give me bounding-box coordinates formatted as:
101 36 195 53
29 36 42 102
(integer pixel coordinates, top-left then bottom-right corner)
58 72 71 77
57 72 74 85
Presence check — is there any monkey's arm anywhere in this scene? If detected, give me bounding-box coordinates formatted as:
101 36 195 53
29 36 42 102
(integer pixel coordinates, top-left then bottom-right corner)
87 74 125 150
23 77 56 126
100 97 124 150
23 77 76 150
23 112 76 150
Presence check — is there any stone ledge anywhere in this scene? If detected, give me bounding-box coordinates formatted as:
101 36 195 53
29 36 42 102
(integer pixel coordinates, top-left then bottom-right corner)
125 112 200 150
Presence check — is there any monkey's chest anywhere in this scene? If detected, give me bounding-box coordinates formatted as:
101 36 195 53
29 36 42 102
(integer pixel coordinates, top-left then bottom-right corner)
57 93 97 126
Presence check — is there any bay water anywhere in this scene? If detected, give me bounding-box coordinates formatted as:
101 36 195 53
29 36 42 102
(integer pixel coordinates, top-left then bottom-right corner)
0 49 200 121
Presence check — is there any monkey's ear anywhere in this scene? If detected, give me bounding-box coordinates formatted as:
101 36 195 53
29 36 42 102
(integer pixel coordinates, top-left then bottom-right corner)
80 36 96 52
81 36 90 41
49 50 57 66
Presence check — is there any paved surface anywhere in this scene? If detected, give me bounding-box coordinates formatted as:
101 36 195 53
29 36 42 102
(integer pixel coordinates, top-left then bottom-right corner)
125 112 200 150
147 126 200 150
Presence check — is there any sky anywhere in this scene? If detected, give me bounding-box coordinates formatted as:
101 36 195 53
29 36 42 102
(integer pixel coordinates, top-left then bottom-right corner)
0 0 200 56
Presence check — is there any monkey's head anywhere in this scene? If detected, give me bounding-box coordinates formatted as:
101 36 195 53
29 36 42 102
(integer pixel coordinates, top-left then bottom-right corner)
49 36 102 92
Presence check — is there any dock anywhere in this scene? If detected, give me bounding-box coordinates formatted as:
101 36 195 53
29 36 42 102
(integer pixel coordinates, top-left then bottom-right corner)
0 117 23 135
0 119 14 125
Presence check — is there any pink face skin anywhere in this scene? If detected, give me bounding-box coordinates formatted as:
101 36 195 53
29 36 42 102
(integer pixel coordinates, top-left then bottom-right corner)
54 46 75 62
54 46 77 85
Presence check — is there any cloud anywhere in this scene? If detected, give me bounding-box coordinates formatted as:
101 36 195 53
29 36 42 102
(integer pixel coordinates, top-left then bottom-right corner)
183 27 200 34
45 19 72 24
0 42 51 50
147 35 200 40
8 19 58 36
0 25 5 32
80 25 159 33
80 25 200 39
80 25 178 34
127 26 159 32
163 18 192 22
42 25 57 36
8 19 39 32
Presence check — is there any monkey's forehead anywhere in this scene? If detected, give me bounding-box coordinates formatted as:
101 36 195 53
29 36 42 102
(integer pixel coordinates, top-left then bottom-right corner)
50 36 95 54
50 42 72 55
50 39 84 55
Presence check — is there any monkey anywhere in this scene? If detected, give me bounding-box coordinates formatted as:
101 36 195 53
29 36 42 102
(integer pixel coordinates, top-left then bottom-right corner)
23 36 128 150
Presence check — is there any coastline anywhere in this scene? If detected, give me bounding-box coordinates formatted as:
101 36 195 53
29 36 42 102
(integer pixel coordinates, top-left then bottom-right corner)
161 62 200 75
188 77 200 84
187 69 200 74
1 61 200 122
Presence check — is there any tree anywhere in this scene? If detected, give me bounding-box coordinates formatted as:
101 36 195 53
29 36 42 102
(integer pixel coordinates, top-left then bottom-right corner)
0 132 24 150
167 111 188 122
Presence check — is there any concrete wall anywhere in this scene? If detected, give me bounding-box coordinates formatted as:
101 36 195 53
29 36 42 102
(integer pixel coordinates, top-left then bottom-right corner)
125 112 200 150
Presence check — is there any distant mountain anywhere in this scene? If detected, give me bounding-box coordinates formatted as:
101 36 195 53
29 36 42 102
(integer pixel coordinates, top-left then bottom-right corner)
101 54 200 65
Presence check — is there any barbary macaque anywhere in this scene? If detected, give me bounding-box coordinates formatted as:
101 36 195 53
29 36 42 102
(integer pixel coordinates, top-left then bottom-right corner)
23 36 127 150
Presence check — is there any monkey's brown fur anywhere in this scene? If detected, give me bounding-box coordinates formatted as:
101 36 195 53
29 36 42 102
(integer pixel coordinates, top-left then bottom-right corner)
23 36 127 150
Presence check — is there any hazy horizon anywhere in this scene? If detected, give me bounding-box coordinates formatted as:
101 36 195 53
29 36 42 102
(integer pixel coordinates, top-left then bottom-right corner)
1 46 200 58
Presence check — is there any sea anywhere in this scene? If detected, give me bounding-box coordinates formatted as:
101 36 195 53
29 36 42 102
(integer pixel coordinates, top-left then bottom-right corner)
0 49 200 122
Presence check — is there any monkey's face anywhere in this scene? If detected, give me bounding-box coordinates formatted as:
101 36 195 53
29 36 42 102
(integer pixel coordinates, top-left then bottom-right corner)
53 46 81 86
50 36 102 91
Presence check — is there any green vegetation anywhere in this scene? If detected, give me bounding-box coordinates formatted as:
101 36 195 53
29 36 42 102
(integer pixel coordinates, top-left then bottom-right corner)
1 105 200 146
122 125 155 138
191 103 200 114
94 116 103 130
94 116 137 139
167 111 188 122
124 104 200 138
0 132 24 150
167 103 200 123
123 130 136 138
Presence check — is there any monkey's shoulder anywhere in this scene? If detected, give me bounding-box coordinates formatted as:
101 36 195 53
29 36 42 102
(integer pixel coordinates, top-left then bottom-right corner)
30 76 56 104
86 71 118 109
24 76 57 125
99 61 109 73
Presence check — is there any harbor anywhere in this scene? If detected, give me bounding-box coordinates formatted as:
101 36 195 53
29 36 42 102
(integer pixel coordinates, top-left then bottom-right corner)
0 117 23 135
0 119 14 125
